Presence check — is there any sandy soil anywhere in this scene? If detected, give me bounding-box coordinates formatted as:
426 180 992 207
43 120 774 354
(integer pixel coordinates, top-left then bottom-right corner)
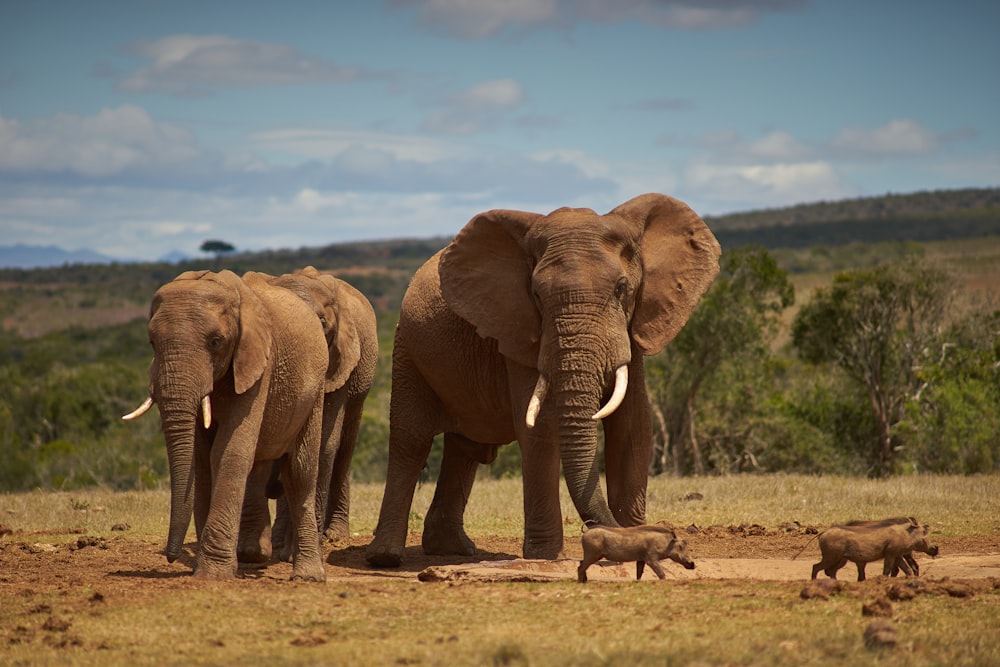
2 524 998 592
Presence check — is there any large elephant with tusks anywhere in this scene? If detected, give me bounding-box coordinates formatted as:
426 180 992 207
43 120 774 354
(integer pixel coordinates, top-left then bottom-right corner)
366 193 720 567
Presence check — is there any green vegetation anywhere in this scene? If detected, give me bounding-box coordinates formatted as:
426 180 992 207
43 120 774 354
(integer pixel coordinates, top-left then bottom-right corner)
0 189 998 491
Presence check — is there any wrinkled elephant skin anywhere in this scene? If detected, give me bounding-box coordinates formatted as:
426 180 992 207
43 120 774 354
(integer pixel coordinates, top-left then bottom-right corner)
126 269 330 581
237 267 378 564
366 194 720 567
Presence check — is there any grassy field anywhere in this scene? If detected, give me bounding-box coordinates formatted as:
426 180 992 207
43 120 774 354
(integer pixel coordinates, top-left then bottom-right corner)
1 475 998 666
4 473 999 540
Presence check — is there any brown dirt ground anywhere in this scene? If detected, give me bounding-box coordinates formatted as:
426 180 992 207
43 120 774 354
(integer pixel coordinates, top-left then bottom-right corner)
1 525 998 593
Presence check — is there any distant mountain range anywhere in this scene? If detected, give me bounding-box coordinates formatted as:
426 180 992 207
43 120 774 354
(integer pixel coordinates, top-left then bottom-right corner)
0 244 189 269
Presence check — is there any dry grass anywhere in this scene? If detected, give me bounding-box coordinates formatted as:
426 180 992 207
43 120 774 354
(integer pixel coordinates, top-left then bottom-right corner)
2 475 998 666
3 474 998 541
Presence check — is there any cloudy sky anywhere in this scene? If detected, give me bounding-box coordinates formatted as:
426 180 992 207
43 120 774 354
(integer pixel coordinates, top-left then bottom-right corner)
2 1 998 262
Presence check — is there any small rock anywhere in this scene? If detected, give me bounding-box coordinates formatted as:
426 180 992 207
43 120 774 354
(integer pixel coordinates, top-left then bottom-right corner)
886 582 916 601
111 523 131 532
863 619 898 649
941 581 975 598
800 579 844 600
862 596 894 617
42 616 72 633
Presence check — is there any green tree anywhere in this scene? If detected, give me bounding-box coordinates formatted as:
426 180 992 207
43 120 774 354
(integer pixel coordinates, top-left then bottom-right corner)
646 246 794 475
200 239 236 267
791 258 955 476
902 308 1000 473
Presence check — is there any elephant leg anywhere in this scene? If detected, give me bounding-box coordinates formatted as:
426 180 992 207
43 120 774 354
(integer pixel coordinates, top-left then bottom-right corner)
237 461 273 564
324 392 366 541
602 353 650 527
282 408 326 582
518 433 565 560
273 495 293 562
195 425 259 580
508 363 565 560
422 433 489 556
366 354 440 568
266 458 291 557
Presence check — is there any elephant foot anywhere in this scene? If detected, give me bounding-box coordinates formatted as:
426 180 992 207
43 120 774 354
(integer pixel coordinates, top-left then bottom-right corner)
422 517 476 556
237 523 272 564
290 561 327 583
323 521 350 543
523 536 564 561
236 541 272 564
365 541 404 568
192 558 238 580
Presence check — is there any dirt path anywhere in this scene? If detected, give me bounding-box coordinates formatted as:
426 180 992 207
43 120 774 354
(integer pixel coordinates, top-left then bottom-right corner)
2 528 996 591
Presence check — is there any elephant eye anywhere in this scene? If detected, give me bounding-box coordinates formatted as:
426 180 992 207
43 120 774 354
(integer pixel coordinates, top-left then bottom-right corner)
614 279 628 302
208 334 225 351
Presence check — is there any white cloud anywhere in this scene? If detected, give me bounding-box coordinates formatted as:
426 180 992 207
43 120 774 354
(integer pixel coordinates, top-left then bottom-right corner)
0 106 206 176
684 160 853 210
251 128 466 163
696 129 811 163
747 131 811 161
390 0 559 38
830 118 940 158
118 35 377 96
422 78 525 134
454 78 524 109
391 0 805 38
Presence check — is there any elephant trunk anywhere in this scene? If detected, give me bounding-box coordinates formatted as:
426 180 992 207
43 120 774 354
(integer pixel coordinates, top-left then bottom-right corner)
159 398 198 563
550 336 619 527
556 392 618 527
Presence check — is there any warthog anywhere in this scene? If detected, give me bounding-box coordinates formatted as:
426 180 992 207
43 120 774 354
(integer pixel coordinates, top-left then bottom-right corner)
811 518 939 582
844 517 923 576
578 524 695 583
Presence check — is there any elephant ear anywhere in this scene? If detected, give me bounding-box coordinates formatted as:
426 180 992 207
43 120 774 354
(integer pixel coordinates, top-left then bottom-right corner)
322 275 362 393
439 209 542 369
612 193 721 356
215 270 272 394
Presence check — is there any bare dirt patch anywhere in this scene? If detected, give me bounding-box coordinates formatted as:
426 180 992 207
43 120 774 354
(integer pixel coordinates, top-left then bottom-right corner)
2 527 998 665
2 525 997 591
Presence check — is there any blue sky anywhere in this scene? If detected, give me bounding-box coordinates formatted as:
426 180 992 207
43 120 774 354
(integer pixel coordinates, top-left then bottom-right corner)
1 1 998 262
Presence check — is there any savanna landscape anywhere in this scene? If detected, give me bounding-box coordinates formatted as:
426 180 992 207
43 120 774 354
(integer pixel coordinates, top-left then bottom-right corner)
1 188 999 665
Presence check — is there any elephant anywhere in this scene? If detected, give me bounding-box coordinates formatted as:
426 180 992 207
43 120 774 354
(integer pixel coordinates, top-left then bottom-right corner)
122 269 329 581
365 193 720 567
236 266 378 563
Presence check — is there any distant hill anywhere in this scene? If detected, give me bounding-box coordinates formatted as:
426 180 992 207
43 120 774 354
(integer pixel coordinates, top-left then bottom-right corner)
705 187 1000 249
0 245 193 269
0 244 121 269
704 187 1000 230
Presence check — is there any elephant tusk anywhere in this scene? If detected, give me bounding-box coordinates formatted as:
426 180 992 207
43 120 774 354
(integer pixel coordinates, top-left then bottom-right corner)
525 374 549 429
122 396 154 421
592 365 628 421
201 395 212 429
